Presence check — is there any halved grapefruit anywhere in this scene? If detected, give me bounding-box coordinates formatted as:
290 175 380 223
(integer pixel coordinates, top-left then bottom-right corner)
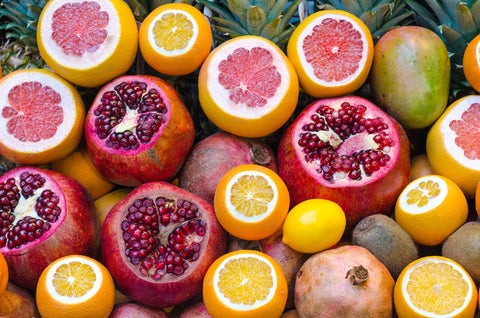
0 68 85 165
37 0 138 88
198 35 299 138
287 10 374 98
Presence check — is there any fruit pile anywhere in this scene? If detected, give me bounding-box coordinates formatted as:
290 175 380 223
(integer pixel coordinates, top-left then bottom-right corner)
2 0 480 317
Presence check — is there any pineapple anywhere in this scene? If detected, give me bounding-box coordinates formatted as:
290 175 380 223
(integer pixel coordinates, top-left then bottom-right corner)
196 0 304 49
405 0 480 98
0 0 47 76
315 0 415 40
125 0 203 21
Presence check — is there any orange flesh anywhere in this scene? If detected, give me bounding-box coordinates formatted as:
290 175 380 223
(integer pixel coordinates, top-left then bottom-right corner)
152 12 193 51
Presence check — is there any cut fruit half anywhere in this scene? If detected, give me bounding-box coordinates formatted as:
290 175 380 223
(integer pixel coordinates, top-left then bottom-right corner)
214 164 290 240
37 0 138 87
198 35 299 138
395 175 468 246
426 95 480 198
0 68 85 165
203 250 288 318
394 256 478 318
36 254 115 318
287 10 374 98
139 3 212 76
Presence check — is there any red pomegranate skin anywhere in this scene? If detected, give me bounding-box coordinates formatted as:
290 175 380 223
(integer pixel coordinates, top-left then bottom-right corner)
101 182 228 308
277 96 410 231
0 167 98 290
295 245 394 318
109 302 168 318
85 75 195 187
179 131 278 204
178 300 212 318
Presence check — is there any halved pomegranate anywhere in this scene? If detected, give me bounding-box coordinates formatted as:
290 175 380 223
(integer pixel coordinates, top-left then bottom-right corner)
277 96 410 230
101 182 228 308
0 166 98 290
84 75 195 187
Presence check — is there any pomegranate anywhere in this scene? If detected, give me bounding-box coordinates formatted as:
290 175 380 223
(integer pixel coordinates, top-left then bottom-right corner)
277 96 410 230
0 282 39 318
85 75 195 187
101 181 228 308
0 166 98 290
109 302 168 318
178 131 277 204
176 300 212 318
295 245 395 318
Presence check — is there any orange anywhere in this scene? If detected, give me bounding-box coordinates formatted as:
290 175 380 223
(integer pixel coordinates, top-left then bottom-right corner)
463 33 480 93
37 0 138 87
394 175 468 246
36 254 115 318
203 249 288 318
282 199 346 253
214 164 290 240
0 68 85 165
426 95 480 198
139 3 212 76
198 35 299 138
394 256 477 318
0 252 7 296
51 145 115 200
287 10 374 98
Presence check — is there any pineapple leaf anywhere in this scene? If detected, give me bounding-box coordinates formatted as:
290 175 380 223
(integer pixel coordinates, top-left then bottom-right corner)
227 0 251 28
317 0 343 9
278 0 303 31
404 0 442 33
259 16 281 39
380 10 414 29
125 0 149 21
360 0 376 13
439 24 469 51
253 0 276 13
211 16 249 34
453 3 478 41
440 0 460 19
359 4 392 32
267 0 288 21
246 6 268 35
26 4 43 19
424 0 453 26
214 25 246 37
196 0 236 21
341 0 364 16
471 0 480 24
271 27 294 48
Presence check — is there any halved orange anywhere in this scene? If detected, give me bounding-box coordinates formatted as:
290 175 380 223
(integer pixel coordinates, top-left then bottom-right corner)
198 35 299 138
37 0 138 87
139 3 212 76
426 95 480 198
214 164 290 241
36 254 115 318
463 33 480 93
287 10 374 98
203 250 288 318
394 175 468 246
394 256 477 318
0 68 85 165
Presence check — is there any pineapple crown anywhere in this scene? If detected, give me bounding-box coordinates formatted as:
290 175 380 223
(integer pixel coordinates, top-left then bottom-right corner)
197 0 304 49
125 0 203 22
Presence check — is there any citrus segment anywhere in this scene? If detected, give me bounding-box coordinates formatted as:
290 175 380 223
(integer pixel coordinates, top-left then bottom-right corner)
214 164 289 240
394 256 478 318
426 95 480 198
0 68 85 165
198 35 299 138
139 3 212 76
395 175 468 246
36 255 115 318
287 10 374 98
37 0 138 87
203 250 288 318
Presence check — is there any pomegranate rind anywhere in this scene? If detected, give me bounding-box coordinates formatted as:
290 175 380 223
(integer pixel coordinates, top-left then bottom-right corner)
198 35 299 138
277 96 410 231
426 95 480 198
0 167 98 290
37 0 138 88
85 75 195 187
101 181 228 308
0 69 85 165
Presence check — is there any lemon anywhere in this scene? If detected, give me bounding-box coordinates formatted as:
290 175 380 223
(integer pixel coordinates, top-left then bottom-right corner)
282 199 346 253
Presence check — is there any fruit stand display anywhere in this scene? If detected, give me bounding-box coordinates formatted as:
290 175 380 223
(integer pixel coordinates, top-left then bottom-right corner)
1 0 480 317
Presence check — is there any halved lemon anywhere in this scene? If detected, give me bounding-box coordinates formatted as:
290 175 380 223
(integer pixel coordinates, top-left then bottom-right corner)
214 164 290 240
36 255 115 318
203 250 288 318
394 175 468 246
139 3 212 76
394 256 478 318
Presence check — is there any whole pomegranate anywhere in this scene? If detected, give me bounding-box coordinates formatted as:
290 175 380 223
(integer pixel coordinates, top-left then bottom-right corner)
85 75 195 187
277 96 410 230
109 302 168 318
0 166 98 290
101 182 228 308
178 131 277 204
295 245 394 318
0 282 40 318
